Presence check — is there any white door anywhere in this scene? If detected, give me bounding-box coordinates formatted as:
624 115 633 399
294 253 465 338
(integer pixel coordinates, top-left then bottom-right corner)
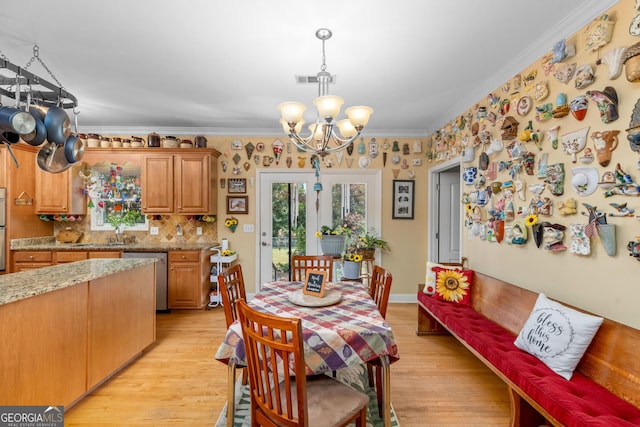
257 169 381 288
437 166 461 262
428 159 462 263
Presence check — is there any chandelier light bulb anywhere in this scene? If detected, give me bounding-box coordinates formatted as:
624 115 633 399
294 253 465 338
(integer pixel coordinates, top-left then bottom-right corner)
280 117 304 134
313 95 344 122
336 119 357 138
277 101 306 124
345 106 374 129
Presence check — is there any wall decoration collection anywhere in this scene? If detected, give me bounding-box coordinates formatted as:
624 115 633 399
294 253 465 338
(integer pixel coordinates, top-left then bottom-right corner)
426 8 640 261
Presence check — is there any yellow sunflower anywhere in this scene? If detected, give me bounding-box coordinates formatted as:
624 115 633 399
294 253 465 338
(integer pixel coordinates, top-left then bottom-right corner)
525 214 538 226
315 231 323 238
436 269 469 303
465 203 473 213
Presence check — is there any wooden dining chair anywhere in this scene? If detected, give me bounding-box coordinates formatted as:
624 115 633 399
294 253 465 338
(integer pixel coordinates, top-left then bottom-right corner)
291 255 333 282
367 265 393 416
217 264 248 427
369 265 393 318
237 299 369 427
218 264 247 328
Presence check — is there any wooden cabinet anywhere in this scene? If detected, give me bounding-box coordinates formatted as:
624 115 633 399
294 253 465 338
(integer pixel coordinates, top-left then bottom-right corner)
0 262 155 407
12 250 121 271
142 152 217 214
55 251 121 263
168 250 209 309
12 251 54 271
35 163 86 215
87 264 155 388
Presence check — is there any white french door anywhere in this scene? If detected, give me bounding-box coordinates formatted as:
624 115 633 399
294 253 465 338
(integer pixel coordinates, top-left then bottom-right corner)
256 169 381 289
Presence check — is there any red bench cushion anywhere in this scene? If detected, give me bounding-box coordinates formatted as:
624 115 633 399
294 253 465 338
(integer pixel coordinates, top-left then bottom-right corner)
417 293 640 427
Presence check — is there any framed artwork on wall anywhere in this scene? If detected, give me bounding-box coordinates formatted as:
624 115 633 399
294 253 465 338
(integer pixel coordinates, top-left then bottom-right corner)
392 179 415 219
227 196 248 214
227 178 246 193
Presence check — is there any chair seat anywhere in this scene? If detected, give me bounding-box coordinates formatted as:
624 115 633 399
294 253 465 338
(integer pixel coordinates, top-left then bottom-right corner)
277 376 370 427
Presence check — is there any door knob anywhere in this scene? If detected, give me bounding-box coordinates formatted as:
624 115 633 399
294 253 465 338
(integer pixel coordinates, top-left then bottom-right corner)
261 241 271 246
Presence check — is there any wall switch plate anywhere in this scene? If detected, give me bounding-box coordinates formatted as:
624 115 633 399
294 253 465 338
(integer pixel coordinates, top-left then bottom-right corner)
150 226 159 235
196 227 203 235
243 224 254 232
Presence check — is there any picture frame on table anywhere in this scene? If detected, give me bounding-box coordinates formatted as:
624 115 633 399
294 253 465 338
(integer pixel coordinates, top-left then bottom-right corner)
226 195 248 214
392 179 415 219
227 178 246 194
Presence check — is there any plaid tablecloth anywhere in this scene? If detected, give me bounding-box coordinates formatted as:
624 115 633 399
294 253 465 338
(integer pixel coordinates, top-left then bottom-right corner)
215 281 400 375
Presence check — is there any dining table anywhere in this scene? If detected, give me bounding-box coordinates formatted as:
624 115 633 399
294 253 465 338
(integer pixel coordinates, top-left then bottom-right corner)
215 279 400 427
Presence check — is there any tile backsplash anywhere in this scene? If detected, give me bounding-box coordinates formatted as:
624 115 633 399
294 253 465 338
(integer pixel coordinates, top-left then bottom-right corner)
52 213 218 245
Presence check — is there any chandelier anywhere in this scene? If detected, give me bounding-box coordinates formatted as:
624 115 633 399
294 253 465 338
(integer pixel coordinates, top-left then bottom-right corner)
278 28 373 158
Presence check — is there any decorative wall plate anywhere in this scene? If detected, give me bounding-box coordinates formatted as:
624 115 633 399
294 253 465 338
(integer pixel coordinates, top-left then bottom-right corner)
517 96 532 116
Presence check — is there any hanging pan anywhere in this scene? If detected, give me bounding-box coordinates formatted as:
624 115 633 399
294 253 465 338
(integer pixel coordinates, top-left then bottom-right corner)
44 106 70 145
37 141 71 173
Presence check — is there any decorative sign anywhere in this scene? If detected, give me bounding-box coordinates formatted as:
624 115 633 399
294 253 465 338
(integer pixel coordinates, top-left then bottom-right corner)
303 270 327 297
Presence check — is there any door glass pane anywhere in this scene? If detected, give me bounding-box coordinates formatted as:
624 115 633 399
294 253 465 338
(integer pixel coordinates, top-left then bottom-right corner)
332 183 366 280
271 182 307 281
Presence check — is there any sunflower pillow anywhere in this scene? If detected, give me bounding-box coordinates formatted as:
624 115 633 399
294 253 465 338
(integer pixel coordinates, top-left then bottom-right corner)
431 266 474 305
424 261 462 295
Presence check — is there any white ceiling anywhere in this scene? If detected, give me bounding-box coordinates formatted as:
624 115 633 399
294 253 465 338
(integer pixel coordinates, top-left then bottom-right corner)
0 0 617 138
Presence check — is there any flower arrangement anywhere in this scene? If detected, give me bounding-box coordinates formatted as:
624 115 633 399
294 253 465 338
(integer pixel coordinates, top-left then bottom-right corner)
220 249 236 256
341 229 389 262
315 224 350 238
356 230 389 251
225 217 239 232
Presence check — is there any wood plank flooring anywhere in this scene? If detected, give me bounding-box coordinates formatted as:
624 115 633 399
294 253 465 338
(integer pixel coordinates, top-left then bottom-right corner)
65 303 510 426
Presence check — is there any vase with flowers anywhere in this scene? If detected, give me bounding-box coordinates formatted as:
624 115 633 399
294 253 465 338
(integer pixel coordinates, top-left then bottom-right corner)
315 224 350 256
342 238 364 279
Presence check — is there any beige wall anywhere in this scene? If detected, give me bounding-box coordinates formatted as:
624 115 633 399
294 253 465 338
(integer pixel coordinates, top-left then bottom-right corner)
208 136 429 300
426 0 640 329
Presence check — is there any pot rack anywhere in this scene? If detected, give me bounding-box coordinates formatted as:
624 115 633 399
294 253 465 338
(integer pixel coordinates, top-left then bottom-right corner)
0 45 78 109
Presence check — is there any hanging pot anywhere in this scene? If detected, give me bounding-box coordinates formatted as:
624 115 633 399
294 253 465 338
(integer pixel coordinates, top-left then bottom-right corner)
0 106 36 135
21 114 48 146
44 106 71 145
37 141 71 173
63 134 85 163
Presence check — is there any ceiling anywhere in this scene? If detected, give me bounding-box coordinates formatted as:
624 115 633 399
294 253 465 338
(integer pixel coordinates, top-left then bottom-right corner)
0 0 617 138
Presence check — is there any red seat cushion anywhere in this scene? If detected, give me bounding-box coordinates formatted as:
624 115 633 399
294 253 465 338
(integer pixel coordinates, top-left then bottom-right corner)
417 293 640 426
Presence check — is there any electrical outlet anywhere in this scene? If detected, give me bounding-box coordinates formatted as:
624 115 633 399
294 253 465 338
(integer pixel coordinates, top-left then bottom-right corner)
150 226 159 235
196 227 203 235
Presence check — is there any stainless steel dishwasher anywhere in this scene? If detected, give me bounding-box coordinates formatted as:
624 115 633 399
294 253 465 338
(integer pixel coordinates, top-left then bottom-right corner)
122 252 168 311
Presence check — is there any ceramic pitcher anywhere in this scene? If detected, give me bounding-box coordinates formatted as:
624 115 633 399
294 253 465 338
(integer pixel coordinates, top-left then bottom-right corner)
591 130 619 167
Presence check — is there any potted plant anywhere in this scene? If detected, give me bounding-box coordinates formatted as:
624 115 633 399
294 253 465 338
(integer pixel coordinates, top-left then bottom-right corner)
356 230 389 260
342 239 364 279
315 224 349 257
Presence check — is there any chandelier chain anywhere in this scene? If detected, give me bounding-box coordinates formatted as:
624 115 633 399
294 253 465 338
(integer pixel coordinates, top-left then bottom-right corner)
24 44 66 91
320 38 327 72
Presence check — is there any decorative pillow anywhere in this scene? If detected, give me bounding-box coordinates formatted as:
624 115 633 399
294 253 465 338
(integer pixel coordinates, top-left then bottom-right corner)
514 293 603 380
431 266 474 305
424 261 462 295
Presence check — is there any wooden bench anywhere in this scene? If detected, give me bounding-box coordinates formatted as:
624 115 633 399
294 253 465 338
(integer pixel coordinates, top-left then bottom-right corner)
417 272 640 427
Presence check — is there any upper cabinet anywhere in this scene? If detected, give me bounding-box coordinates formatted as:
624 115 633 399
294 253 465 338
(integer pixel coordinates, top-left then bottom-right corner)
142 151 218 215
35 163 86 215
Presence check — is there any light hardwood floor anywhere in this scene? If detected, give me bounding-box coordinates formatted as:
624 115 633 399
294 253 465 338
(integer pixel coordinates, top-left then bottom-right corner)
65 303 510 426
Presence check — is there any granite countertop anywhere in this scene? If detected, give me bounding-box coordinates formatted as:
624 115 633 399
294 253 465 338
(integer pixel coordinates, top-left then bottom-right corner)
11 236 219 252
0 258 157 306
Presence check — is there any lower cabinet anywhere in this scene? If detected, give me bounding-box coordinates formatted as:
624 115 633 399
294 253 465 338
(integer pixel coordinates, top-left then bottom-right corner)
12 251 54 271
0 262 155 407
168 250 209 309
